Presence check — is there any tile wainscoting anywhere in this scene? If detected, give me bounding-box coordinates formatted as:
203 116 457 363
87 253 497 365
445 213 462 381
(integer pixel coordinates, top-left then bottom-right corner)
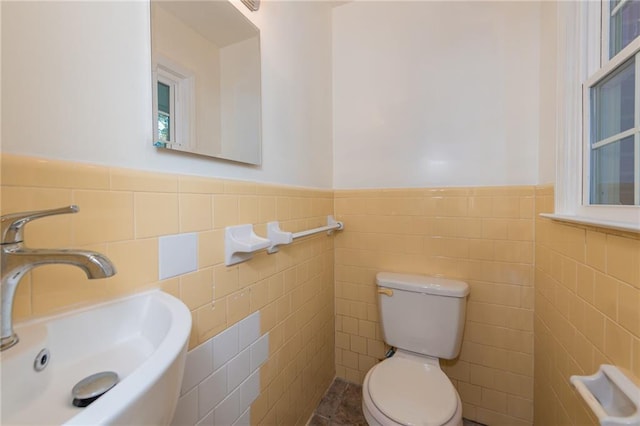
4 153 639 426
1 154 335 426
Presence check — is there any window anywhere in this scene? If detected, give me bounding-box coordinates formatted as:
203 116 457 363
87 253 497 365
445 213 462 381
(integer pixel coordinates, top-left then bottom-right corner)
152 56 194 149
552 0 640 231
585 0 640 207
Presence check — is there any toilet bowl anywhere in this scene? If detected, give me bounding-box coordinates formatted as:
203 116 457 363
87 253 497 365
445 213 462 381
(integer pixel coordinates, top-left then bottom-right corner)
362 272 469 426
362 351 462 426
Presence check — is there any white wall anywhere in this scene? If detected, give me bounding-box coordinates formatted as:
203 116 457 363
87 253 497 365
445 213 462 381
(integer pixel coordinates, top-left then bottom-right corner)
1 1 333 188
538 0 558 185
332 1 542 189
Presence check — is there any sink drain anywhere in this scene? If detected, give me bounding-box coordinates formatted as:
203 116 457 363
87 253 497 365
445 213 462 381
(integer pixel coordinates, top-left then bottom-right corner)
33 348 50 372
72 371 119 407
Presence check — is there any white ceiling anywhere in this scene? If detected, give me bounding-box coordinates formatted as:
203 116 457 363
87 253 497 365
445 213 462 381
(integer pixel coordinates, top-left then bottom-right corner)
155 1 258 47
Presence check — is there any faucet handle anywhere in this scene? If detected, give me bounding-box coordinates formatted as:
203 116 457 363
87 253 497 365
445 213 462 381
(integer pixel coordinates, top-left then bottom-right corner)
1 205 79 244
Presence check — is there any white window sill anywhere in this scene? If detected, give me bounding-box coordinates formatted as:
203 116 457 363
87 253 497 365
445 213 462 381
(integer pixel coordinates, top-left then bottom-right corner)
539 213 640 234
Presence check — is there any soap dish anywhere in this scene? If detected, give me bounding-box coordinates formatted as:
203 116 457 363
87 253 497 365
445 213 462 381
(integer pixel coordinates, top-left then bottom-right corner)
570 365 640 426
224 224 271 266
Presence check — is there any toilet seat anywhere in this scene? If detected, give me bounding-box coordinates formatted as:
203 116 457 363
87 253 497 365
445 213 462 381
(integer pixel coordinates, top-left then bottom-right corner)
367 357 458 426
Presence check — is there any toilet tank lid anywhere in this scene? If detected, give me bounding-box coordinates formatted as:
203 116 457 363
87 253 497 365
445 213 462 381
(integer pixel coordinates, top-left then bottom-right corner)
376 272 469 297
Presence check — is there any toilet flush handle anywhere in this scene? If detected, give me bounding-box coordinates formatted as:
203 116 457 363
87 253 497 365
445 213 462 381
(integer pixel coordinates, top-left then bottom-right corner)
378 288 393 297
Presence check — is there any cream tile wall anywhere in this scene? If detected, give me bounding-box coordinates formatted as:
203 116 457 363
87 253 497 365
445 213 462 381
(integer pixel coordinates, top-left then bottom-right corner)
334 187 536 426
7 154 637 426
534 185 640 426
0 154 335 426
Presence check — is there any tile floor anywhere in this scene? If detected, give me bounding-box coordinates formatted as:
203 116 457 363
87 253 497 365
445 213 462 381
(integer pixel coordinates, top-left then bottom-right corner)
308 378 366 426
308 378 486 426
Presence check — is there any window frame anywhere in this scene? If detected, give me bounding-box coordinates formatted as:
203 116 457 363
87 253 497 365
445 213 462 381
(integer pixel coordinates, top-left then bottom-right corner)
551 0 640 232
152 55 195 150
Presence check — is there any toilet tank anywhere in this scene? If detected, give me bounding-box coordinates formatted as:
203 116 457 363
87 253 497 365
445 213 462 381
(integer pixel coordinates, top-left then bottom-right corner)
376 272 469 359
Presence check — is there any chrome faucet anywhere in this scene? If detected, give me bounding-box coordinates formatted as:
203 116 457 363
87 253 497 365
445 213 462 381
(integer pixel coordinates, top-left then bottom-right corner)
1 205 116 351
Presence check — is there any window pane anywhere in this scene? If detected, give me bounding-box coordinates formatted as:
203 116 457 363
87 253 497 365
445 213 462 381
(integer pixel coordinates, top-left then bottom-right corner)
158 112 170 142
158 82 171 114
590 135 636 205
610 0 640 58
590 57 635 143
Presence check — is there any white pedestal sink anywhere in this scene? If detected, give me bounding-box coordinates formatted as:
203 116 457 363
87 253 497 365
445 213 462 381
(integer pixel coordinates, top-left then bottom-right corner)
0 290 192 425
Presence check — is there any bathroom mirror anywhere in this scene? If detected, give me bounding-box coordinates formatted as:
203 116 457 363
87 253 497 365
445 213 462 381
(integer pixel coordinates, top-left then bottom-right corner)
151 0 262 165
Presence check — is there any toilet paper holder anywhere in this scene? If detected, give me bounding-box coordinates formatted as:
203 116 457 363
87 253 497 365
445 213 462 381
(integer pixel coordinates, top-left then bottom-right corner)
570 365 640 426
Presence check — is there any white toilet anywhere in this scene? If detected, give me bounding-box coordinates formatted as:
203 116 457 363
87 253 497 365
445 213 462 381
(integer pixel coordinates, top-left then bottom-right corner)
362 272 470 426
